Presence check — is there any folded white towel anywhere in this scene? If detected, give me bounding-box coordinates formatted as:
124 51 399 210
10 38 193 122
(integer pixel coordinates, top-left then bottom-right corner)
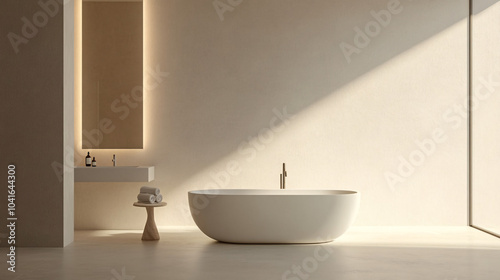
140 186 160 196
137 193 156 204
155 194 163 203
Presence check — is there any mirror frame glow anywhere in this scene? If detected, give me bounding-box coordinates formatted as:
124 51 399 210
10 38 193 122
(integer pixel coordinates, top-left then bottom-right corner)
81 0 143 149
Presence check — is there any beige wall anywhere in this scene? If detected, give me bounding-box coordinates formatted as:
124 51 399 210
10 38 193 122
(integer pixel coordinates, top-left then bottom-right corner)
1 0 74 246
75 0 468 229
472 0 500 235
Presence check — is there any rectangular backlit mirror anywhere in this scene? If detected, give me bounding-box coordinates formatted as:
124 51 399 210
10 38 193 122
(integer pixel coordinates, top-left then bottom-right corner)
82 0 143 149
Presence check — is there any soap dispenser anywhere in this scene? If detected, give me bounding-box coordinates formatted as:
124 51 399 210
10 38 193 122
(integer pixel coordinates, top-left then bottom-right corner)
85 152 92 167
92 157 97 167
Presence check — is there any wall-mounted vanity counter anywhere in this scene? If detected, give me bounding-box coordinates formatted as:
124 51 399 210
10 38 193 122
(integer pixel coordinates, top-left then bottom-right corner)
75 166 154 182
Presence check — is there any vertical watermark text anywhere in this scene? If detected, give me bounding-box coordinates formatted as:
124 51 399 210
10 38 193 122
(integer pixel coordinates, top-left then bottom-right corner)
6 165 17 273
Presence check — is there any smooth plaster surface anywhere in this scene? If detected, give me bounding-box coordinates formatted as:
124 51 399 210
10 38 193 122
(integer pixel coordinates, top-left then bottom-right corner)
0 0 73 247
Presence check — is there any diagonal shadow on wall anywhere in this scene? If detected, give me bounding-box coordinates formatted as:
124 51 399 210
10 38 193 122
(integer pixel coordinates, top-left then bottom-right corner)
142 0 497 189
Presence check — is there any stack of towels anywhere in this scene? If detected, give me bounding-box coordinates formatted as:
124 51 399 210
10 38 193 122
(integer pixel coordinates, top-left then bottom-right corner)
137 186 163 204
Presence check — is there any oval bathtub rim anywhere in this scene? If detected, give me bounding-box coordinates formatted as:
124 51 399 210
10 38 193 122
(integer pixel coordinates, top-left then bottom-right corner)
188 189 359 196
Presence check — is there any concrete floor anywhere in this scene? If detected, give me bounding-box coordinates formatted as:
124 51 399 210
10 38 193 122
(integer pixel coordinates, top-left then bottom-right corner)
2 227 500 280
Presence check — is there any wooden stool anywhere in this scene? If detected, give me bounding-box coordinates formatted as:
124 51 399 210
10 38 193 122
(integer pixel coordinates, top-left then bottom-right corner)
133 202 167 241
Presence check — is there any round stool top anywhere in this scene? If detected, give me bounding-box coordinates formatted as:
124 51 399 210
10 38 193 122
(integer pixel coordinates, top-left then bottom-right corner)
133 202 167 207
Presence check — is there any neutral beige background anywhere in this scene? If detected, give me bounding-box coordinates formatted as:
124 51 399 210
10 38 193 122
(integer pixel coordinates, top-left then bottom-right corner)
75 0 469 229
0 0 74 246
471 0 500 236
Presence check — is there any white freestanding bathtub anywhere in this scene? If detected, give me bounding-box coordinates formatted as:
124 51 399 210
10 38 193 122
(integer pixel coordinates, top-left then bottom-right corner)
188 189 360 244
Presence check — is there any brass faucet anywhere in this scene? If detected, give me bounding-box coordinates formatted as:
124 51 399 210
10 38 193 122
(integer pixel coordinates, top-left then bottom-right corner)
280 163 287 189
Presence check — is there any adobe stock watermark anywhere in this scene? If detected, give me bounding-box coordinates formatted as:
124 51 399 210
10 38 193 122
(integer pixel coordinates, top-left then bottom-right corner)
81 65 169 149
189 106 294 216
385 74 500 191
110 267 135 280
7 0 70 54
50 64 169 182
213 0 243 21
281 243 334 280
339 0 404 64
